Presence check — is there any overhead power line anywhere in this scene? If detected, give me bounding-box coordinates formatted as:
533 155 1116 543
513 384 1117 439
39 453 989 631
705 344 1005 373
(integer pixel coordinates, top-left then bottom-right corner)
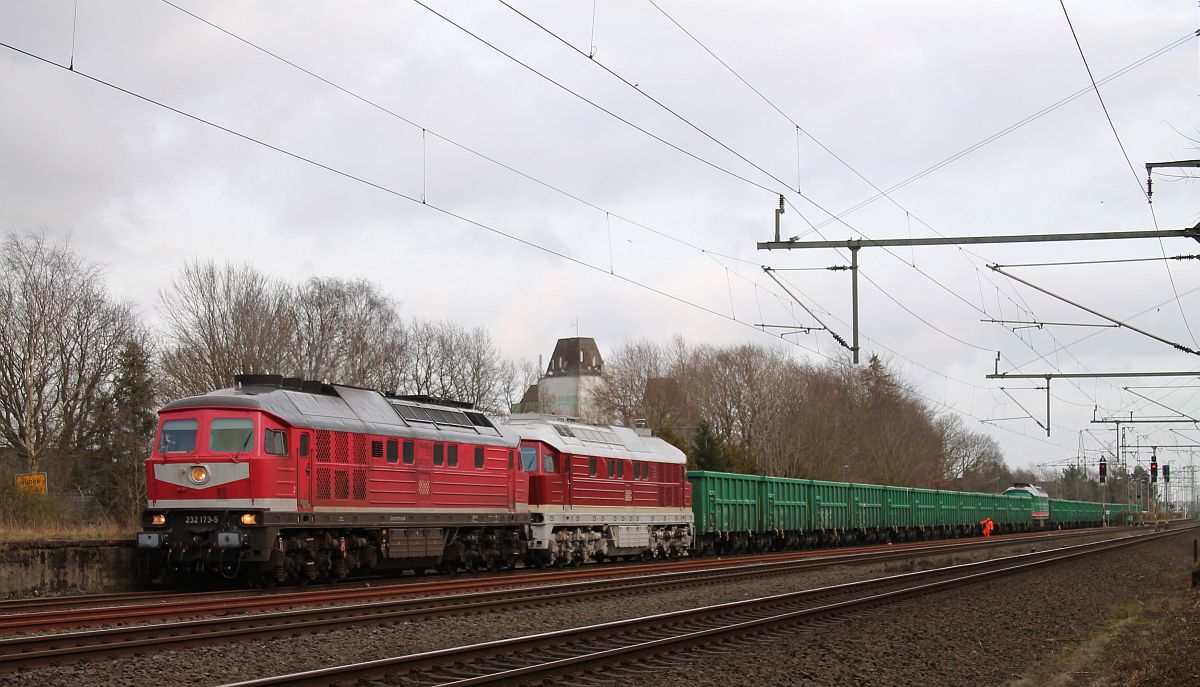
638 0 1140 409
157 0 762 271
0 38 828 364
989 265 1200 356
0 29 1096 454
1057 0 1198 349
159 0 1012 410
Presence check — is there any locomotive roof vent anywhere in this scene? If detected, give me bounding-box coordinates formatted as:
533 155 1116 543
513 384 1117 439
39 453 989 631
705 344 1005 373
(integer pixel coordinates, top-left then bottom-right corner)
392 393 475 410
234 373 283 389
280 377 303 391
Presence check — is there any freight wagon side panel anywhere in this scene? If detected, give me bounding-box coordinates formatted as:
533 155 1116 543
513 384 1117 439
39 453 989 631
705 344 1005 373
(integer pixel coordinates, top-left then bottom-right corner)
762 475 809 532
811 481 851 531
852 483 884 530
912 488 938 528
688 471 760 534
884 486 912 528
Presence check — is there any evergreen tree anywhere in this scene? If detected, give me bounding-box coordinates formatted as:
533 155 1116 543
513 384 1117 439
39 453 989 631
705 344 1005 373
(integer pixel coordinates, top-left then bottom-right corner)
692 420 730 472
80 339 158 526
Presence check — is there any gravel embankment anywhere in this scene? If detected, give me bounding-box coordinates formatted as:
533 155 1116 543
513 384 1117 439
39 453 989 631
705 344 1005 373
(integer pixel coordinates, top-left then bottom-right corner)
0 532 1183 687
585 532 1196 687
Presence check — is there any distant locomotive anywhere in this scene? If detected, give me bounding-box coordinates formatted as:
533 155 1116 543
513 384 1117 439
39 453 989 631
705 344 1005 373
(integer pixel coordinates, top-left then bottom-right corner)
137 375 692 585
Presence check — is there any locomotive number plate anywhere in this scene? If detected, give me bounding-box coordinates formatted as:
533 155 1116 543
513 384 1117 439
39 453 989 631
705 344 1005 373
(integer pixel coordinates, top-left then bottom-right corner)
184 515 220 525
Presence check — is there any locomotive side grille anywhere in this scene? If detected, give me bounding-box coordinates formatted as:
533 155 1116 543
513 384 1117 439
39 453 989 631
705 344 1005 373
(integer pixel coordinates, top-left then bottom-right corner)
333 432 350 463
315 467 332 500
334 469 350 500
353 434 369 464
352 468 367 501
315 430 332 463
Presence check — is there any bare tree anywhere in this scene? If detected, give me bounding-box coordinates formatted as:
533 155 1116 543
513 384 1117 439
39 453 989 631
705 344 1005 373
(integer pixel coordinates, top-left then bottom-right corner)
592 339 667 425
400 320 519 414
158 261 295 396
0 232 136 473
289 276 408 390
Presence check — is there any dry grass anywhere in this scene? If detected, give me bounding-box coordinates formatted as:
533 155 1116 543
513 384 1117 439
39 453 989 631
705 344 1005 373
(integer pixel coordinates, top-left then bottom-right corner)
1011 558 1200 687
0 480 133 542
1073 581 1200 686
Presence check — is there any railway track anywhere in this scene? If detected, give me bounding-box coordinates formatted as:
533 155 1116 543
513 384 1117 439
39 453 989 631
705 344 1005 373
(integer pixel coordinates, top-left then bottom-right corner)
0 525 1131 632
220 527 1189 687
0 526 1161 670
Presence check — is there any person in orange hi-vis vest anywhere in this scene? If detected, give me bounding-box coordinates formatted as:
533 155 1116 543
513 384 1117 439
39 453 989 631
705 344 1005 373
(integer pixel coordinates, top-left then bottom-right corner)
980 517 994 538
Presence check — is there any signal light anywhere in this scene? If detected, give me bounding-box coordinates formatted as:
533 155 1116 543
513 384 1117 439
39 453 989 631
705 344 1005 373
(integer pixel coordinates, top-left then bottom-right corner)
1150 456 1158 483
1098 458 1107 484
150 513 166 526
1163 464 1170 483
240 513 257 526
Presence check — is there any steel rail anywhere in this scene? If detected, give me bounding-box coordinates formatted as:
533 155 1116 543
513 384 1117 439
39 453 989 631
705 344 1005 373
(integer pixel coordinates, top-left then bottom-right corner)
222 528 1190 687
0 527 1141 668
0 526 1120 632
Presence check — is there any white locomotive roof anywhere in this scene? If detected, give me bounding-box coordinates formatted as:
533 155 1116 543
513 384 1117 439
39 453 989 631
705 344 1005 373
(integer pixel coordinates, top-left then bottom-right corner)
504 415 687 464
1003 483 1050 498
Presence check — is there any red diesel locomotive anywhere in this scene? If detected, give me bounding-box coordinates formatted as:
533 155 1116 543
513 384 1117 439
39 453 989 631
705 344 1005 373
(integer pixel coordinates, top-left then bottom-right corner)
137 375 692 584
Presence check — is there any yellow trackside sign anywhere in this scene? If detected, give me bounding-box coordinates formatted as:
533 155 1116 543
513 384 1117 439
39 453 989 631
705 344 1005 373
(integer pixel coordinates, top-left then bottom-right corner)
15 472 47 495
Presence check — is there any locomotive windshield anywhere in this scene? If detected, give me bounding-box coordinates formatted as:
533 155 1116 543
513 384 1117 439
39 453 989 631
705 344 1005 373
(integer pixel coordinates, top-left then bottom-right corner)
520 446 537 472
210 417 254 452
158 418 198 454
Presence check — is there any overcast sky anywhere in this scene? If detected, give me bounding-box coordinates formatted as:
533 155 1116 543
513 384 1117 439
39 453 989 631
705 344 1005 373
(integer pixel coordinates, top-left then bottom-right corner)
2 1 1198 475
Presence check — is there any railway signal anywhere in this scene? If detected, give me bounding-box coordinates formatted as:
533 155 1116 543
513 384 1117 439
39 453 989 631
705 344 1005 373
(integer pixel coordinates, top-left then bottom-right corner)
1163 464 1170 483
1150 455 1158 483
1098 457 1106 484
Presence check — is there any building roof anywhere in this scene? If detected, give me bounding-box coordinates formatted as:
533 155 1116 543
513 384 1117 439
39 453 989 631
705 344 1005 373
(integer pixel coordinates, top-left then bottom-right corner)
544 337 604 377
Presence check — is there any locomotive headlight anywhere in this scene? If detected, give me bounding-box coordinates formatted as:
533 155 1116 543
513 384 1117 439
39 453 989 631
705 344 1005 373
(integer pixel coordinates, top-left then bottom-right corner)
189 465 210 485
240 513 257 525
150 514 166 526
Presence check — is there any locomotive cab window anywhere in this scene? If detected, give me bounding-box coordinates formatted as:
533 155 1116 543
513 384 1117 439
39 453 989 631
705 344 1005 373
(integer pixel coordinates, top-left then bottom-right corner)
543 453 556 473
158 418 198 454
434 443 444 466
448 444 458 467
402 441 415 465
520 447 537 472
299 433 310 457
588 457 597 476
264 429 288 456
210 418 254 453
474 447 485 469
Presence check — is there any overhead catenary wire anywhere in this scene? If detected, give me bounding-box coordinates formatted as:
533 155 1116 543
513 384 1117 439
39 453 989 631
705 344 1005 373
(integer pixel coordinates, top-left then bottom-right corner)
635 0 1144 407
1058 0 1199 348
990 264 1200 356
0 39 830 365
811 30 1198 228
494 0 1181 411
0 29 1107 455
156 0 765 271
995 255 1199 268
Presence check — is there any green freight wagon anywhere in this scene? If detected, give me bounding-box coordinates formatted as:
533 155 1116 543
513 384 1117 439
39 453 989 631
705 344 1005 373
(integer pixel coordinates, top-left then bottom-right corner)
1049 498 1105 528
688 470 764 554
687 471 1103 556
761 474 811 550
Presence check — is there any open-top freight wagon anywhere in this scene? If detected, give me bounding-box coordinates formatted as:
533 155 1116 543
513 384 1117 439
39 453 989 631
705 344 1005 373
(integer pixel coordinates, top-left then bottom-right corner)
689 470 1120 555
